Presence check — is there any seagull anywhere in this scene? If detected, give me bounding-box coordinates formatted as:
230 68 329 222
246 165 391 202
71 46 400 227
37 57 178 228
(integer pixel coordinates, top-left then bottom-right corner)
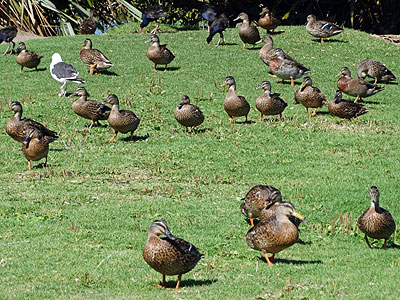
50 53 85 97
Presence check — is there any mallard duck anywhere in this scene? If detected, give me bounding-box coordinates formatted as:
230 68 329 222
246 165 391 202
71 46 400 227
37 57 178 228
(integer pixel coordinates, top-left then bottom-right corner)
102 94 140 142
145 34 175 72
79 39 113 75
143 220 204 290
269 48 310 86
306 14 343 43
257 7 280 33
206 13 229 46
246 202 305 266
139 5 167 34
255 81 287 121
69 87 111 128
293 77 326 116
233 12 261 49
259 201 304 228
80 8 96 34
357 58 397 84
240 185 282 227
221 76 250 125
50 53 85 97
15 42 43 72
357 186 396 250
22 128 57 171
0 26 17 55
337 67 384 102
323 90 368 119
5 101 58 143
174 95 204 133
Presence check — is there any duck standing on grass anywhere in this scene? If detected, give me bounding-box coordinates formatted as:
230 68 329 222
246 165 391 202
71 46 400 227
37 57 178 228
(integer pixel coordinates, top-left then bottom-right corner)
102 94 140 142
22 128 58 171
79 39 113 75
336 66 384 103
50 53 85 97
240 185 283 228
246 202 305 266
206 13 229 46
293 77 326 116
357 186 396 250
357 58 397 84
257 7 280 34
6 101 58 143
143 220 204 290
233 12 261 49
323 90 368 120
221 76 250 125
268 48 310 86
255 80 287 121
145 34 175 72
69 87 111 128
306 14 343 43
15 42 43 72
174 95 204 133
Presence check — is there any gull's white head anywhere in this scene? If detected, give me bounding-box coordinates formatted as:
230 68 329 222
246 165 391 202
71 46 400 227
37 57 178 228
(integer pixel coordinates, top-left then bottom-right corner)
51 53 63 63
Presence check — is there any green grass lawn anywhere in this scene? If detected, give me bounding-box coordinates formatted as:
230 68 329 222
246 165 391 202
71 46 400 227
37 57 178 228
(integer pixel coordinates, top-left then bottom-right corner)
1 24 400 299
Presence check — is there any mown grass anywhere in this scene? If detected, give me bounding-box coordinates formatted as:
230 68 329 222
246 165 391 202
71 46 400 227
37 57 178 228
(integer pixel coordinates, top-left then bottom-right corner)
1 24 400 300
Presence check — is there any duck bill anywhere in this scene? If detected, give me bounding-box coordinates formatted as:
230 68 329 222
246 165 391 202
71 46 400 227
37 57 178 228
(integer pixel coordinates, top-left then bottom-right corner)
255 39 263 44
144 38 152 44
220 82 228 88
233 16 240 22
177 101 185 109
69 91 78 97
291 209 305 221
23 135 32 147
335 72 342 77
164 229 176 240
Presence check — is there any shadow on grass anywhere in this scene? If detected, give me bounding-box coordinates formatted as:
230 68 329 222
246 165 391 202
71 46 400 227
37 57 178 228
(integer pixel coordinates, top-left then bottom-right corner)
312 38 348 43
88 70 119 76
159 278 217 289
257 256 323 265
246 46 263 51
85 122 108 128
269 30 285 35
122 133 150 142
23 67 47 72
276 80 302 86
234 120 256 125
155 66 180 72
357 99 381 105
219 42 238 46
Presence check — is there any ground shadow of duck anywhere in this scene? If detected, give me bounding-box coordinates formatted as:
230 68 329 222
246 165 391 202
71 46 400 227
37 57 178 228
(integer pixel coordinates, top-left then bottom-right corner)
234 120 256 125
155 66 180 72
24 67 47 72
312 38 348 43
161 278 218 289
122 133 150 142
257 256 323 265
95 70 119 76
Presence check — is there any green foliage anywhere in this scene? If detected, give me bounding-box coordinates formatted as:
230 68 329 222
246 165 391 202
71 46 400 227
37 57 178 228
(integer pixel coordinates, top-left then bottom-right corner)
0 25 400 299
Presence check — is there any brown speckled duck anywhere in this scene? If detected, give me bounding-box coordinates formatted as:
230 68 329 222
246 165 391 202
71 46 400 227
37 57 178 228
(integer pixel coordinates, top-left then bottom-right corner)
15 42 43 72
240 185 282 228
174 95 204 133
80 8 96 34
337 66 384 103
293 77 326 116
221 76 250 125
145 34 175 72
255 81 287 121
246 202 305 266
269 48 310 86
323 90 368 120
22 128 57 171
79 39 113 75
102 94 140 142
143 220 204 290
260 201 304 228
233 12 261 49
5 101 58 143
69 87 111 128
357 59 396 84
257 7 280 33
306 14 343 43
357 186 396 250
